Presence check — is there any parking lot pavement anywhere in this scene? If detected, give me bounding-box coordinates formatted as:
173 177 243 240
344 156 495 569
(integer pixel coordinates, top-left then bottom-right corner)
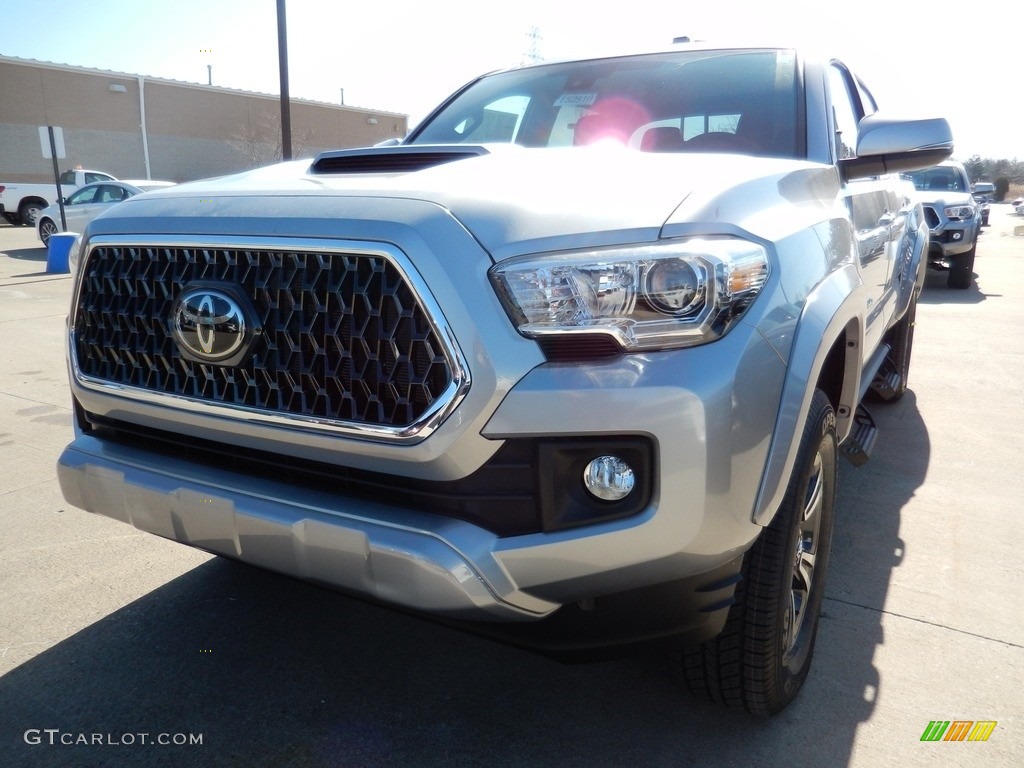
0 212 1021 767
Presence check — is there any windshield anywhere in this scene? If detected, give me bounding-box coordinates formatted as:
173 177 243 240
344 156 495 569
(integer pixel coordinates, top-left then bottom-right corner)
408 49 802 159
903 166 968 192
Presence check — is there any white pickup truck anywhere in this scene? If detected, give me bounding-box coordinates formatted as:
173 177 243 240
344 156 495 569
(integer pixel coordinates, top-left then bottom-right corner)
0 169 116 226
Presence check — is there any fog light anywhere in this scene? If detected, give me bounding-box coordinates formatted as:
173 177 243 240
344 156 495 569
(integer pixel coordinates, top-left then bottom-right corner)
952 232 962 241
583 455 635 501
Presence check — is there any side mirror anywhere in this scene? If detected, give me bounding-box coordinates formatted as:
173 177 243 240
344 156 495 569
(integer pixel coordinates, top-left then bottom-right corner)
842 115 953 180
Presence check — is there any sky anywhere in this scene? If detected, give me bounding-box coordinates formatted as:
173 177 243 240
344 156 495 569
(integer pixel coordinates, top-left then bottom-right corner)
0 0 1018 160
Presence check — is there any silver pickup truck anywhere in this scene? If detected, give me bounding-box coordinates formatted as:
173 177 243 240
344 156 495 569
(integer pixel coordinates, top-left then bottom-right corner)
57 44 952 715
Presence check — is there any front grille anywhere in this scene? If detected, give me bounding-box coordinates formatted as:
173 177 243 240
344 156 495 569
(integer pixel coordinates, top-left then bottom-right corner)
72 238 463 437
922 206 940 229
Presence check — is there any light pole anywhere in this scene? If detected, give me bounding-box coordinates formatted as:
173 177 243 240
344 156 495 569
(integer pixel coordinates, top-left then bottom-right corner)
277 0 293 161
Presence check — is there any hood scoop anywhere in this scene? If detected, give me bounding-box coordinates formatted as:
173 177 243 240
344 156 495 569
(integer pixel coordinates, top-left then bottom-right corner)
310 145 490 175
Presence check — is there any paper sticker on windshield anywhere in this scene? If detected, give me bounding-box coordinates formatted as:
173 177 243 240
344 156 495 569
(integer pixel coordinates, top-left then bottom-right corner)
554 93 598 107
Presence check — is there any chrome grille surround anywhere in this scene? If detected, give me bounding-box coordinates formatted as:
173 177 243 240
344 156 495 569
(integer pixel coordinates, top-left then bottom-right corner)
70 235 470 443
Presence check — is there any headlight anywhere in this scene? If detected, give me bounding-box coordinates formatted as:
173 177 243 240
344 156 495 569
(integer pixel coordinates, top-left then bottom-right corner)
943 205 975 220
489 238 769 352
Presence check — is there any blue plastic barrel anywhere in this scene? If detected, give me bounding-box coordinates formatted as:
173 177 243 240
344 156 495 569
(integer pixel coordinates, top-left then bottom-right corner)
46 232 77 274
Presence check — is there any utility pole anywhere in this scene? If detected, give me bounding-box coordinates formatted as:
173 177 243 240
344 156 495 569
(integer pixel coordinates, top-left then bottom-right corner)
277 0 293 161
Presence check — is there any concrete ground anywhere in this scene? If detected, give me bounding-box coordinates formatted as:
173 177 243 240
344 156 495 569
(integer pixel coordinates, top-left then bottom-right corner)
0 208 1021 767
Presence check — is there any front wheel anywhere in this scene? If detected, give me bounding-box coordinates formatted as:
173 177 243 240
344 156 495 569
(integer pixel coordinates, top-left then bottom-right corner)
680 389 837 715
38 218 59 247
947 244 976 289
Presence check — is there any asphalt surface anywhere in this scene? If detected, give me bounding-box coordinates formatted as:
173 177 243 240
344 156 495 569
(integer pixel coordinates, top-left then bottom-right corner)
0 209 1021 767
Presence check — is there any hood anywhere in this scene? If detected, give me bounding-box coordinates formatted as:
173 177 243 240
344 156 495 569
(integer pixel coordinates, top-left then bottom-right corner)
111 146 814 258
910 189 974 208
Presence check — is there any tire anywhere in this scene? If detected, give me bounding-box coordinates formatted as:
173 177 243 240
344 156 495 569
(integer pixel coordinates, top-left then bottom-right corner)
38 218 59 247
2 212 20 226
680 389 837 715
18 199 45 227
947 243 975 289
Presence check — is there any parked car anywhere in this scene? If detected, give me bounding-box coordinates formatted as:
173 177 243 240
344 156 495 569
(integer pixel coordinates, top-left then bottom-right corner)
903 161 981 288
35 181 174 246
971 181 995 226
0 168 117 226
57 43 951 715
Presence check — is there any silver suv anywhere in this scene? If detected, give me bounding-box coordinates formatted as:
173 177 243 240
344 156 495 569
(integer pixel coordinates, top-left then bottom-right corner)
904 160 980 289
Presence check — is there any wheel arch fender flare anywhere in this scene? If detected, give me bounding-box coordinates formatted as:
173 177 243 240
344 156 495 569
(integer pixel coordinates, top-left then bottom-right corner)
18 195 48 211
750 264 865 526
893 204 929 320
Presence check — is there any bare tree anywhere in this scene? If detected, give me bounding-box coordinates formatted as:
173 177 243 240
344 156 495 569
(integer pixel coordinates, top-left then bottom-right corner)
229 111 315 168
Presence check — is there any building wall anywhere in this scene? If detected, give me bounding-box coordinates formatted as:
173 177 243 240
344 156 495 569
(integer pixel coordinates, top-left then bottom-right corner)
0 57 407 183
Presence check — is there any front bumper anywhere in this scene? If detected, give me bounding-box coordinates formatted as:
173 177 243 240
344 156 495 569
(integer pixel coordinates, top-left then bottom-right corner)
58 433 556 620
927 226 975 258
923 207 978 258
58 420 748 645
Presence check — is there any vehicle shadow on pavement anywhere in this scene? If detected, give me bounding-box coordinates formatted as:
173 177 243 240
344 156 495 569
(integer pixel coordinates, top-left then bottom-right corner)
824 388 929 748
0 559 755 767
0 404 929 768
4 246 47 263
919 264 988 304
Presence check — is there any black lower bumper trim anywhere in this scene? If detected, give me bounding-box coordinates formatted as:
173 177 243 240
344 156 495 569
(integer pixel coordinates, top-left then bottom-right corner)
429 555 745 659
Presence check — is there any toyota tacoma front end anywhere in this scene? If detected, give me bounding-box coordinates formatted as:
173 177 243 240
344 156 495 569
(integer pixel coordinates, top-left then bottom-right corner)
58 45 952 714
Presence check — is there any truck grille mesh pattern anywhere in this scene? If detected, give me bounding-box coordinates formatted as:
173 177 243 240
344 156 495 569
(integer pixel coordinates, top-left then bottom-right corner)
73 244 454 430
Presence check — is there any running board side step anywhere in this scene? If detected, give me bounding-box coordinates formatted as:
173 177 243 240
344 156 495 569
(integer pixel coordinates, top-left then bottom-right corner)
869 357 903 401
841 404 878 466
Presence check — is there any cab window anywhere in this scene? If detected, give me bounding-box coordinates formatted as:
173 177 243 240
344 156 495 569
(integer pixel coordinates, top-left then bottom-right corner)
67 186 99 205
452 95 530 143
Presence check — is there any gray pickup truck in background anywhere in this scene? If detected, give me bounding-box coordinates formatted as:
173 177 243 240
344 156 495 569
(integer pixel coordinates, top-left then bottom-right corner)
57 44 952 715
903 160 981 289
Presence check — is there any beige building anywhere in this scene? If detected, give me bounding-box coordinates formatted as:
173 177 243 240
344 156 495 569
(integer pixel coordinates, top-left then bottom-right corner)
0 55 408 184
